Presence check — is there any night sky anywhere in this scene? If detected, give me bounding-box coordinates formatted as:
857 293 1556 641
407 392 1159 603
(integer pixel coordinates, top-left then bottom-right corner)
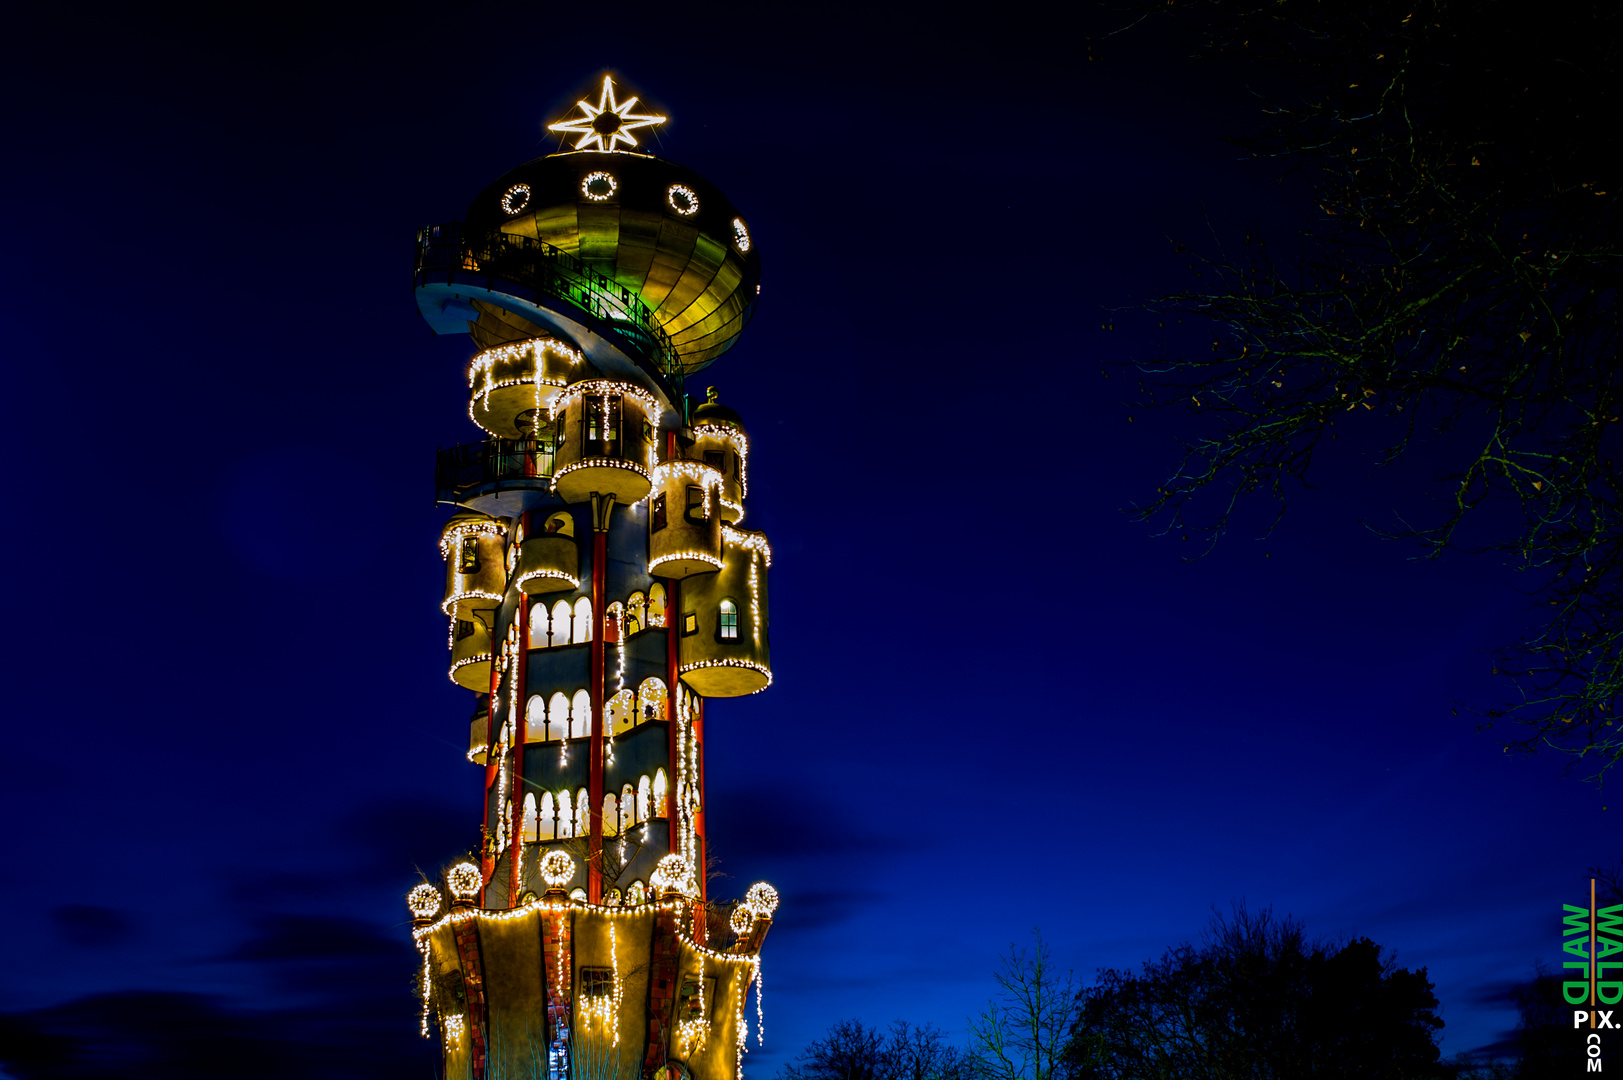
0 3 1612 1076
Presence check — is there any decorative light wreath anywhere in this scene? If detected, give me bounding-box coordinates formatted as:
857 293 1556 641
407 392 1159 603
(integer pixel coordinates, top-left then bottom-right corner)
501 183 532 215
744 881 779 917
407 882 444 919
539 849 576 888
446 862 482 900
731 217 751 252
729 904 756 935
667 183 699 216
582 171 618 201
651 853 698 896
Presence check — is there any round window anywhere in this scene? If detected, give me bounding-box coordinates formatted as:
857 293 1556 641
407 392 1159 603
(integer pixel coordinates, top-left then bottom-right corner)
666 184 700 216
581 171 617 201
501 183 531 215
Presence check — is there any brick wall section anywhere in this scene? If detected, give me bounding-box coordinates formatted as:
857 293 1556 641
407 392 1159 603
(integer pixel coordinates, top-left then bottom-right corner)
453 917 489 1077
643 902 681 1077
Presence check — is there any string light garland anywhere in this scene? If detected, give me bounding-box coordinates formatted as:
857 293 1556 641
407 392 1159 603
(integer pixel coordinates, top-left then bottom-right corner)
691 424 749 498
416 935 434 1035
721 527 772 567
501 184 532 215
444 1013 466 1049
551 457 653 498
731 218 751 252
582 171 618 201
649 551 724 573
679 658 773 691
465 338 582 435
449 653 493 685
547 75 666 152
667 184 700 216
438 518 507 559
652 459 722 517
551 379 662 428
407 883 444 919
580 921 625 1044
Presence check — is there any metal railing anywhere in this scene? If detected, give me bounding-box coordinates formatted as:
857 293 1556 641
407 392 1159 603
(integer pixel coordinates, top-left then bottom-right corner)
415 222 680 381
435 436 555 503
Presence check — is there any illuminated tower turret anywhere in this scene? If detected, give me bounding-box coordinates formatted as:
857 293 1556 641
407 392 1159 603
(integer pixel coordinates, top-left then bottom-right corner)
405 76 778 1080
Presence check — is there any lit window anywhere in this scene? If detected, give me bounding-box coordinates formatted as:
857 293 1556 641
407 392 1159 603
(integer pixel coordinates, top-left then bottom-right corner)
529 603 549 648
571 690 592 739
648 583 667 626
550 600 573 646
653 769 668 818
573 597 593 643
621 783 636 825
719 600 738 640
459 538 480 573
682 612 698 635
685 485 707 523
603 794 619 838
548 692 570 742
540 792 557 840
557 790 573 838
522 794 538 843
637 776 651 823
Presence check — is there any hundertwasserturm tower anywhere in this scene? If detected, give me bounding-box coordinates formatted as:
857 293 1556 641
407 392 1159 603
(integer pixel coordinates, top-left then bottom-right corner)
403 77 777 1080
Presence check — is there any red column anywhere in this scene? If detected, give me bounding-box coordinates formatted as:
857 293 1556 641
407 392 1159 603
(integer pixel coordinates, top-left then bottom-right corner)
588 512 607 903
508 526 529 908
481 642 500 901
696 697 707 905
665 578 679 841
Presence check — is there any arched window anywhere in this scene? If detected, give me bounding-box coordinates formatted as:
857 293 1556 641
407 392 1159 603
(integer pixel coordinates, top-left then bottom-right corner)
539 792 557 840
570 689 592 739
637 775 651 824
648 583 667 628
525 695 546 742
605 601 624 644
573 597 593 643
575 787 589 837
548 692 570 742
718 599 739 640
627 592 646 636
627 879 647 905
556 790 573 838
603 793 620 838
637 678 668 725
621 782 637 825
653 769 669 819
529 602 549 648
522 793 538 842
608 689 634 735
550 600 573 646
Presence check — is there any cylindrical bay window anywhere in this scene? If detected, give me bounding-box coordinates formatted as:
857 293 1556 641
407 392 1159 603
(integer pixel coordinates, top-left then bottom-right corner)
466 336 583 437
678 528 771 696
648 461 723 579
549 379 658 504
515 510 580 595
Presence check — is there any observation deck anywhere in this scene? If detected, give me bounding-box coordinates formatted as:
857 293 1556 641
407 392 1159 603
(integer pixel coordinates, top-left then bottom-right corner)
434 435 554 517
415 223 684 402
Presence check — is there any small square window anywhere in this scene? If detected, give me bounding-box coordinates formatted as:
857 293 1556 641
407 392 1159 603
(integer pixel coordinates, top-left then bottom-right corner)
682 612 698 635
704 450 724 471
642 420 654 443
652 493 667 532
581 967 613 999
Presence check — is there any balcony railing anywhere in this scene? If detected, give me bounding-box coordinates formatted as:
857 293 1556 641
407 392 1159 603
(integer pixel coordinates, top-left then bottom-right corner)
415 222 681 382
435 436 555 505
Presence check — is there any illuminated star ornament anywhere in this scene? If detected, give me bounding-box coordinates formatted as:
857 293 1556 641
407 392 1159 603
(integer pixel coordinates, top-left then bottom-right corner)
548 76 666 152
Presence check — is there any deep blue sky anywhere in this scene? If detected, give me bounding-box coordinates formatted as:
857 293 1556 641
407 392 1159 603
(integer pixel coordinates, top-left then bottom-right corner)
0 3 1612 1076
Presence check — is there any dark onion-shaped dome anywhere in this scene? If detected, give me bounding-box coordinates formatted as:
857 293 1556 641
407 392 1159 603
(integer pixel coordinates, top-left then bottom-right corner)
690 399 744 429
467 151 760 374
